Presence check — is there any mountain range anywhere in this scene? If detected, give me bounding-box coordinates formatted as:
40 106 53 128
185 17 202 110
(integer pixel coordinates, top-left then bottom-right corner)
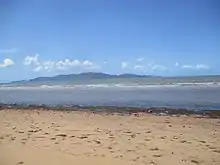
2 72 220 86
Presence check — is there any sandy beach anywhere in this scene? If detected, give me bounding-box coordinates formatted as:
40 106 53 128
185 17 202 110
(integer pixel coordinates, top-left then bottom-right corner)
0 109 220 165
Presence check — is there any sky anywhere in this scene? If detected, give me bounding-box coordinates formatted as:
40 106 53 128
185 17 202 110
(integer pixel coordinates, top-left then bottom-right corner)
0 0 220 82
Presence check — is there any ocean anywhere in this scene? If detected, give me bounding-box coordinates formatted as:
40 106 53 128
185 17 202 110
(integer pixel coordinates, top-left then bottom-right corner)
0 85 220 110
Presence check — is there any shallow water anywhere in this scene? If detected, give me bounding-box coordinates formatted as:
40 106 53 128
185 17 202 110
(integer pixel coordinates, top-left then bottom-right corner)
0 86 220 110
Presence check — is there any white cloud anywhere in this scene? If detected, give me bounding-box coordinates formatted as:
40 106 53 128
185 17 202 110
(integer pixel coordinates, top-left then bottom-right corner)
0 58 15 68
82 60 93 66
70 59 81 66
136 57 144 62
55 59 82 70
147 63 167 71
182 64 210 70
72 60 81 66
176 62 210 70
121 62 129 69
41 60 55 71
55 59 81 68
23 54 39 65
133 65 145 70
0 48 18 53
124 60 166 71
195 64 210 69
23 55 100 72
182 65 193 69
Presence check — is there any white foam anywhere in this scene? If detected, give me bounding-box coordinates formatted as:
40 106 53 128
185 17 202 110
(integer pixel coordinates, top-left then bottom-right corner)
1 82 220 90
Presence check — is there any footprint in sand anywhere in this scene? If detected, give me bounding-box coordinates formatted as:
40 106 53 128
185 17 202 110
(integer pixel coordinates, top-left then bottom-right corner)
95 128 101 132
150 161 157 165
126 149 135 152
145 138 151 141
28 129 40 133
160 136 166 140
180 140 191 144
190 160 200 165
132 156 140 162
109 135 115 139
10 136 16 141
68 135 75 139
131 134 136 138
213 149 220 153
55 133 67 138
208 146 220 153
189 156 203 165
150 147 159 151
153 154 162 158
173 136 178 140
77 135 88 139
108 146 113 149
35 136 46 139
93 139 101 144
115 155 123 158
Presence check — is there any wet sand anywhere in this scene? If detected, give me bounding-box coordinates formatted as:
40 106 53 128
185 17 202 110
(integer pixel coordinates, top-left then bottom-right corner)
0 109 220 165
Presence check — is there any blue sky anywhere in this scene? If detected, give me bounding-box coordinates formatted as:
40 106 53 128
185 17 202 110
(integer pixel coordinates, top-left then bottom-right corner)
0 0 220 82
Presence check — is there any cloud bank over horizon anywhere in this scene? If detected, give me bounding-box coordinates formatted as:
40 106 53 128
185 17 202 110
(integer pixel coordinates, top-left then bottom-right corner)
22 54 101 72
175 62 210 70
0 54 212 75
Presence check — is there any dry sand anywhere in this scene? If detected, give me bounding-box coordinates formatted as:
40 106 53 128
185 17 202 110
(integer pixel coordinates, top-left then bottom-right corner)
0 109 220 165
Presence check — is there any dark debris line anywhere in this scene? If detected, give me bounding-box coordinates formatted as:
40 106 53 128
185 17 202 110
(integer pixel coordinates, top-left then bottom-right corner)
0 103 220 118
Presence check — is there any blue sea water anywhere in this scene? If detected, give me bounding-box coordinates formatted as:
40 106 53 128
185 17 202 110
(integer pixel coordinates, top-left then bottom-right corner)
0 85 220 110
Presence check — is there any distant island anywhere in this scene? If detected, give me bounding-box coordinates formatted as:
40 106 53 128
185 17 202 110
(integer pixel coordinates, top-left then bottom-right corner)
1 72 220 86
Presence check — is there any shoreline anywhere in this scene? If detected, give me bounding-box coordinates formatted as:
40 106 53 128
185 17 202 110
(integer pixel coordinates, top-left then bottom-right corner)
1 103 220 118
